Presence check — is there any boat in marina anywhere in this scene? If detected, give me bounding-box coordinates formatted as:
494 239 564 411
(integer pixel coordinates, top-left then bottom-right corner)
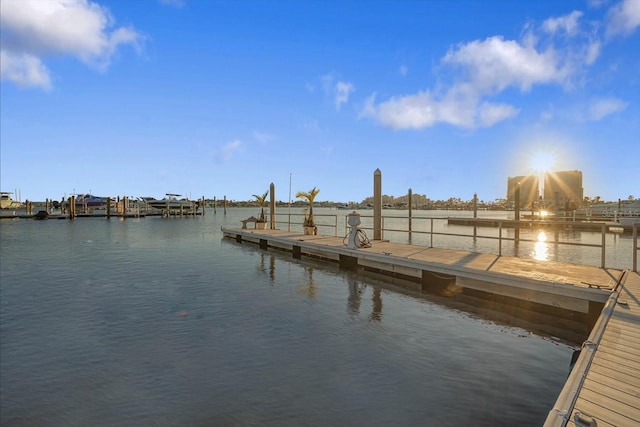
70 194 112 208
141 194 196 210
1 192 23 210
580 198 640 221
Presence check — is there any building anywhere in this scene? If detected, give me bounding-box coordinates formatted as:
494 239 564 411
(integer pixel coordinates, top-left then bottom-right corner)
506 175 539 207
543 170 583 209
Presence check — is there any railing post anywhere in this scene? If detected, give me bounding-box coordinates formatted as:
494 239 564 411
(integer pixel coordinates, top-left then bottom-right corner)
498 221 502 256
633 223 638 272
601 223 606 269
430 218 434 248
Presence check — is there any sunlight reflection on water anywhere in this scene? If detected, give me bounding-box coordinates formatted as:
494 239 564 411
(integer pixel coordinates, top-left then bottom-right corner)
532 230 549 261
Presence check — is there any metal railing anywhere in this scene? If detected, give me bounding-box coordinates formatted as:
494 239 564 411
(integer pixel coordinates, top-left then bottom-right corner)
271 212 639 271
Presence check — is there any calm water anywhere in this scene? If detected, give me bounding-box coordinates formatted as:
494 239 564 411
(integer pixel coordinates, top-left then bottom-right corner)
1 209 586 426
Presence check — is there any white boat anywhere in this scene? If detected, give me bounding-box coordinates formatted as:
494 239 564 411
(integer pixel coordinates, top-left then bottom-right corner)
1 192 22 209
142 194 195 210
583 199 640 221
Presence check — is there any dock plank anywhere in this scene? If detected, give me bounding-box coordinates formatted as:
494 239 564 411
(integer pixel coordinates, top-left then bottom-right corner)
573 387 640 425
584 371 640 397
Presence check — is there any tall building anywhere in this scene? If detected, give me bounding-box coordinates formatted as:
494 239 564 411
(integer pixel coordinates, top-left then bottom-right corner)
506 175 539 206
543 170 583 208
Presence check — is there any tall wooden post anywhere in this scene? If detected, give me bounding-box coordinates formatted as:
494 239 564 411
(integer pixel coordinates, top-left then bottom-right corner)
201 196 205 216
514 183 521 243
107 197 111 218
69 196 76 219
213 197 217 214
373 169 382 240
270 182 275 230
473 193 478 240
224 196 227 215
408 188 413 238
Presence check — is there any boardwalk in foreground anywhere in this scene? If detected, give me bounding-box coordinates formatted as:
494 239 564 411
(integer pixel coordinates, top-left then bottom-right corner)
545 270 640 427
223 227 639 426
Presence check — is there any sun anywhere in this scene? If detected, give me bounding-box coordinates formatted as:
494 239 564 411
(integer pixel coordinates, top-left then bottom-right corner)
530 151 555 173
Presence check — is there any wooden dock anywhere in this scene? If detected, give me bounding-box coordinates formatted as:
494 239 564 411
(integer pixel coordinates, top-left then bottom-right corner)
222 227 617 315
223 227 639 426
545 270 640 427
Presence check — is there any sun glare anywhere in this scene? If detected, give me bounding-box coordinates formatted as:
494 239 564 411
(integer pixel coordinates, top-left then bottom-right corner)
530 151 555 173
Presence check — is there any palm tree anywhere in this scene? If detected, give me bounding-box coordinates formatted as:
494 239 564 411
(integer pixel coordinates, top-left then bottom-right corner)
296 186 320 227
252 190 269 221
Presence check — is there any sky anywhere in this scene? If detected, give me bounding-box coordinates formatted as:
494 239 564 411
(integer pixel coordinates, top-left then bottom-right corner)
1 0 639 204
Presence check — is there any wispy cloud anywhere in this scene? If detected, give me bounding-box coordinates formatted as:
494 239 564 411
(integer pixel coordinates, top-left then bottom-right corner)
218 139 243 162
159 0 186 7
587 97 628 120
334 81 354 110
253 131 275 144
321 72 354 111
0 0 142 89
542 10 583 36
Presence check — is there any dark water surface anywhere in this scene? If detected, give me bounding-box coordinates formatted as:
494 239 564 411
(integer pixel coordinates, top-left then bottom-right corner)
1 210 576 426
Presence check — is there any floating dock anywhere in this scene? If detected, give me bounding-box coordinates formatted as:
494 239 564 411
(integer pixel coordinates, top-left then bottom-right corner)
222 227 617 315
222 227 639 427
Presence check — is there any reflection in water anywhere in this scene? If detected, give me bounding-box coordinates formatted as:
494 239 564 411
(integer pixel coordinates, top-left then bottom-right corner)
348 280 365 316
369 287 383 322
532 230 549 261
252 240 589 344
302 266 317 299
257 253 278 283
347 280 384 321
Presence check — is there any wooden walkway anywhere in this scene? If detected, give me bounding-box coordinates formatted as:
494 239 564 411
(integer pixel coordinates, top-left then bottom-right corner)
223 227 639 426
222 227 618 314
545 270 640 427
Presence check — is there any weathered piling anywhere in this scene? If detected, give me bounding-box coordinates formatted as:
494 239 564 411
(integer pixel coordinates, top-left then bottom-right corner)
374 168 382 240
514 183 520 243
270 183 275 230
408 188 413 238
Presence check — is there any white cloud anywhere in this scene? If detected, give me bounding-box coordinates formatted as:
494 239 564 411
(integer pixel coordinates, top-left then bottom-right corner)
477 102 520 127
606 0 640 38
369 91 438 129
334 81 354 110
443 36 568 93
0 50 51 90
399 65 408 76
361 10 608 131
0 0 142 89
362 85 519 130
542 11 583 36
587 97 628 120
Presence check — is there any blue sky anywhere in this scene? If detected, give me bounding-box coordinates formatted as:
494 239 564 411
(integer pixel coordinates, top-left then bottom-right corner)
1 0 639 203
